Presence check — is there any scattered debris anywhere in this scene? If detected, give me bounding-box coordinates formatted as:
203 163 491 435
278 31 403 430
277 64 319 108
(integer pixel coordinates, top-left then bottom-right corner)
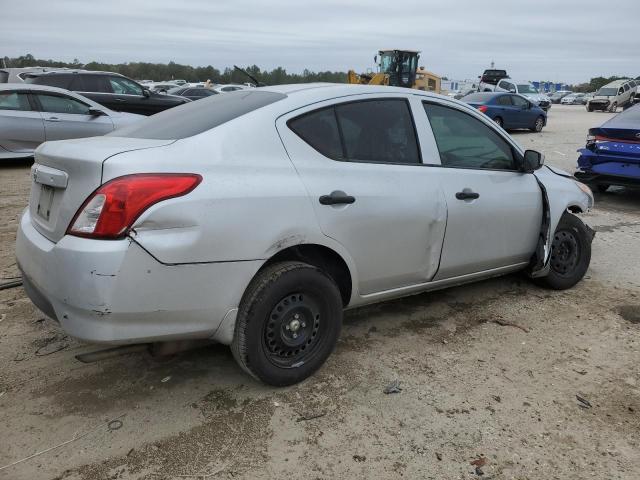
576 394 592 409
108 419 123 431
126 448 135 457
491 395 501 403
0 313 5 323
489 318 529 333
160 376 171 383
0 279 22 291
442 339 448 344
618 305 640 324
296 411 326 422
35 338 69 356
0 414 125 472
471 457 487 476
383 379 402 394
353 454 366 462
573 369 588 375
273 401 281 407
13 353 25 362
435 452 442 461
367 326 377 334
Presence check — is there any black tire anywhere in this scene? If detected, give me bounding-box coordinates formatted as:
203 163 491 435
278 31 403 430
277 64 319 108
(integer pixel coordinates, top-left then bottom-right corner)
493 116 503 128
531 116 545 132
231 261 343 386
596 184 610 193
537 213 592 290
587 106 593 112
610 102 617 113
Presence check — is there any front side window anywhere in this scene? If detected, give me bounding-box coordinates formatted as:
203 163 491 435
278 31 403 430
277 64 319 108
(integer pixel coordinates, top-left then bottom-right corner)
0 91 32 111
511 95 529 108
36 94 91 115
289 98 420 165
109 77 143 95
423 102 515 170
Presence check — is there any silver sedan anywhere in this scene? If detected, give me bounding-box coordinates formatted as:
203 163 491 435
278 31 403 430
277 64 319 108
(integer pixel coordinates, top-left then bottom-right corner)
0 83 143 159
16 84 595 386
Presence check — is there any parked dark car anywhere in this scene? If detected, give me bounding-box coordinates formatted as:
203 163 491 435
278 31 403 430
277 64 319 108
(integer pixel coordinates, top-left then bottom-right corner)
166 86 218 101
575 104 640 191
24 71 190 115
463 92 547 132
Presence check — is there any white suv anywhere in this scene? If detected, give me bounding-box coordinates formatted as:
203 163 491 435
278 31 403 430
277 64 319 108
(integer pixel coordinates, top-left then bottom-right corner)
587 79 636 112
494 79 551 111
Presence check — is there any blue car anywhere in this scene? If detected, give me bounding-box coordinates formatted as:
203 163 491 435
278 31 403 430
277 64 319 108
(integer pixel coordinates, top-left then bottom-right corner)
462 92 547 132
575 104 640 192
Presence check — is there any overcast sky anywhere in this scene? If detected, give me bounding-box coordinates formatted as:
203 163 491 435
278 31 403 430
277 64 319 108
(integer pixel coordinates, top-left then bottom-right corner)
2 0 637 84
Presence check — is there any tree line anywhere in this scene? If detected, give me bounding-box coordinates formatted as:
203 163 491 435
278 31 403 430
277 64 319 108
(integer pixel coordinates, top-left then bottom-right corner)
2 54 347 85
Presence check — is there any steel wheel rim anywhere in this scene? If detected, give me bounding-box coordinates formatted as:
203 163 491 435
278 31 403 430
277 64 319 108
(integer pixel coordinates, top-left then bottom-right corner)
263 292 323 368
550 229 580 277
535 118 544 131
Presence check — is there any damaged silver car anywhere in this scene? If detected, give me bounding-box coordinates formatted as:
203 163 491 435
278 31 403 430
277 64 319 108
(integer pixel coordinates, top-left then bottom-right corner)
16 84 595 386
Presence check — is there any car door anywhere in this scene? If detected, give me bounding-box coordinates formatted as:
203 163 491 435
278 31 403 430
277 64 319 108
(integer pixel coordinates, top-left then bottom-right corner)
494 94 517 127
34 92 114 141
421 100 542 279
277 95 447 295
510 94 536 128
107 76 149 115
0 90 45 154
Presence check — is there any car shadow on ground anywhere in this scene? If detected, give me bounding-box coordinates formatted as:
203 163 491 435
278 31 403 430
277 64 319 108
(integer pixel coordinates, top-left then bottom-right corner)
594 186 640 212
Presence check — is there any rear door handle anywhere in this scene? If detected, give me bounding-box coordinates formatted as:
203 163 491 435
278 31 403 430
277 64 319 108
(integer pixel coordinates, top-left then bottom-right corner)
319 191 356 206
115 98 126 102
455 190 480 200
45 117 60 122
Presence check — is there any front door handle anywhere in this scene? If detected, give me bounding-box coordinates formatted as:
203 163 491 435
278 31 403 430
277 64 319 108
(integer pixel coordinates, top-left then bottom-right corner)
455 190 480 200
45 117 60 122
319 190 356 206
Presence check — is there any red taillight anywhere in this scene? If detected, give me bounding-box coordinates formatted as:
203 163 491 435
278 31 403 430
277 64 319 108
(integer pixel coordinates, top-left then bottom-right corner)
67 173 202 239
477 105 488 113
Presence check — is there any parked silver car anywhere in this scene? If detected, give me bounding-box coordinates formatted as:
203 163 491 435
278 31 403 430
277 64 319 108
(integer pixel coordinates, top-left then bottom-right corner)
0 84 143 159
16 84 594 386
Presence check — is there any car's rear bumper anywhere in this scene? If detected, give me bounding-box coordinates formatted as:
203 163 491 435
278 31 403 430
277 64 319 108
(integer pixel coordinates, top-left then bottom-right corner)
16 209 261 345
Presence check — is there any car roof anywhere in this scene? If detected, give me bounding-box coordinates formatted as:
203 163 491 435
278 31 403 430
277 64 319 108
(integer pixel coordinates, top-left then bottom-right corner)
602 79 632 87
25 70 124 77
0 82 78 94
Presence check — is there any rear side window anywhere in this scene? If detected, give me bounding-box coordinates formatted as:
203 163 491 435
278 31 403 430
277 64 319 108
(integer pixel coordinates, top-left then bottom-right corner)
0 91 32 111
423 102 515 170
0 71 8 83
27 74 72 89
288 107 343 160
76 75 111 93
289 98 420 165
109 90 287 140
496 95 512 106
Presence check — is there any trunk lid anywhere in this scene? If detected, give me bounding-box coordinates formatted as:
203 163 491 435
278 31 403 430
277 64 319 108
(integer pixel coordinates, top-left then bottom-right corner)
29 136 175 242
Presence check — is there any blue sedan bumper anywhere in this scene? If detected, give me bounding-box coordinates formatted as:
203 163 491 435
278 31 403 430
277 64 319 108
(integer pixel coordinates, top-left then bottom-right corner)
575 141 640 187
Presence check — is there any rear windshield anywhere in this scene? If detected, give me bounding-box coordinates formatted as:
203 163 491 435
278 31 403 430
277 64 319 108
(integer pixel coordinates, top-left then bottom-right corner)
109 90 287 140
461 93 494 102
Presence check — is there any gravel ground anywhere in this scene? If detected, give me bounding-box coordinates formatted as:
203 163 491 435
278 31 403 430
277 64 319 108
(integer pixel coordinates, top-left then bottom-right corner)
0 105 639 480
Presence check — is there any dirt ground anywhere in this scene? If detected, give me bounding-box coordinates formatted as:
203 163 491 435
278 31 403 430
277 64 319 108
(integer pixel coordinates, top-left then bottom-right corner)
1 105 639 480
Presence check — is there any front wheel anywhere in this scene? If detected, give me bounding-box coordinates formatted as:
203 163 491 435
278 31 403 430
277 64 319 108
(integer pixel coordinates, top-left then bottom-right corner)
536 213 592 290
231 261 343 386
609 102 617 112
531 116 545 132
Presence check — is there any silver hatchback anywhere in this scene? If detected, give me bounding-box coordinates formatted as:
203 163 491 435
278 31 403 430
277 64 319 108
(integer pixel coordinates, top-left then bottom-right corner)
16 84 595 385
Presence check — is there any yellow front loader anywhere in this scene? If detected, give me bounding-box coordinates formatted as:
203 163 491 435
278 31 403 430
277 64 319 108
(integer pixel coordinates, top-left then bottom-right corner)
348 49 441 93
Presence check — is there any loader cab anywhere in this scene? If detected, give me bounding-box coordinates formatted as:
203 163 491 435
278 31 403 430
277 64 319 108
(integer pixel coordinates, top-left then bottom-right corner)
377 49 420 88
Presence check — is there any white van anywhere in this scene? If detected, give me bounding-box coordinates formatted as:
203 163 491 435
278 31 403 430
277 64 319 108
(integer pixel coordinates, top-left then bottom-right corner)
587 79 636 112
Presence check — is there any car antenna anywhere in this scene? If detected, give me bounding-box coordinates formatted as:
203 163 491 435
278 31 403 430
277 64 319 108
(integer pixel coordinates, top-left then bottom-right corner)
233 65 265 87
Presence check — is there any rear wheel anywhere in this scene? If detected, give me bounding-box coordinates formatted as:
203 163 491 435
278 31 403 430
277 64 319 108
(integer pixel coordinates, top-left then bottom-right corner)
493 116 503 128
231 261 343 386
537 213 592 290
531 116 545 132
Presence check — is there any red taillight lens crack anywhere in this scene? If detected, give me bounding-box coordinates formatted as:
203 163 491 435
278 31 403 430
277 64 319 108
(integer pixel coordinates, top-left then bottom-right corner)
67 173 202 240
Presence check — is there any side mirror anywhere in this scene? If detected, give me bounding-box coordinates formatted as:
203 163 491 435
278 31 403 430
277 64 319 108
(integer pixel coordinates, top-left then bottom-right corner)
143 88 151 97
88 108 106 116
374 55 378 64
522 150 544 172
509 88 516 93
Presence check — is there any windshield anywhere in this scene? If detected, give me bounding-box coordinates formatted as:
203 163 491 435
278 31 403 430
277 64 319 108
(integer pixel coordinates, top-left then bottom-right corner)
167 86 183 95
596 88 617 96
379 51 417 74
517 84 539 94
109 90 286 140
